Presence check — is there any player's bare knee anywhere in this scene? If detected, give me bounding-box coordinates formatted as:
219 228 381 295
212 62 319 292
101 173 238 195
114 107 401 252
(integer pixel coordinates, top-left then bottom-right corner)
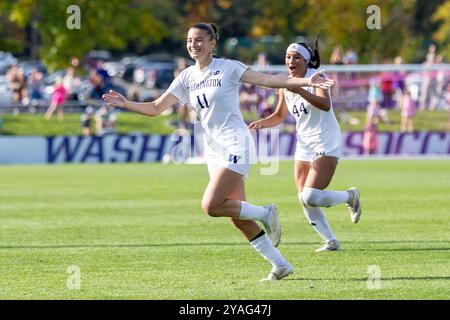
201 200 220 217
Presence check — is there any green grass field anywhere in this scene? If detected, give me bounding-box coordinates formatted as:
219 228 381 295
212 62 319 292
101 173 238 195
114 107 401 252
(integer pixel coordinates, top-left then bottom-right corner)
0 109 448 136
0 160 449 299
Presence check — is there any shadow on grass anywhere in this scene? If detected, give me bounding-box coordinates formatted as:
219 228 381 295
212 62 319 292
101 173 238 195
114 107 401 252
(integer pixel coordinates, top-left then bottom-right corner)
352 248 450 252
0 240 448 250
0 243 251 250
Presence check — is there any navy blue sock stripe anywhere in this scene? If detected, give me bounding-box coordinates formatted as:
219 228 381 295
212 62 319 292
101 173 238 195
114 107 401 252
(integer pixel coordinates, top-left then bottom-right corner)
249 230 265 242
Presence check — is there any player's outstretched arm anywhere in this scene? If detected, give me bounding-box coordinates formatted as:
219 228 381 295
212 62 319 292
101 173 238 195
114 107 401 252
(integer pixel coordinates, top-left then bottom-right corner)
249 89 288 129
288 87 331 112
241 69 335 90
102 90 178 117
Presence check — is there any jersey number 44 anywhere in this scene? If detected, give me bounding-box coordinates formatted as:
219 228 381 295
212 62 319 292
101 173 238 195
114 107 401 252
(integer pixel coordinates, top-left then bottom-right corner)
292 103 308 117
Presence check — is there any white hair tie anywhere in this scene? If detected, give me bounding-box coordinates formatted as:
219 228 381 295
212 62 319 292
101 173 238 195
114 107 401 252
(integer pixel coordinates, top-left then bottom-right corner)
286 43 311 62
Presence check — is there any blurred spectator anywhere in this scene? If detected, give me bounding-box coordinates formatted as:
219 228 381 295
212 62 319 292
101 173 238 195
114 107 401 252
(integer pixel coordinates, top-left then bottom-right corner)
95 105 116 135
342 48 359 80
95 60 110 85
380 69 395 109
6 63 27 114
145 69 158 89
254 52 270 68
239 83 259 113
404 71 421 109
174 57 189 78
393 56 406 107
426 43 437 64
88 70 107 100
343 48 358 64
419 44 437 110
45 77 67 121
363 118 378 155
250 53 275 117
27 68 44 111
400 88 416 132
430 55 448 110
257 87 276 118
80 106 95 136
329 46 344 97
127 83 140 102
63 67 81 100
366 78 385 124
367 79 390 124
330 45 344 65
71 56 80 68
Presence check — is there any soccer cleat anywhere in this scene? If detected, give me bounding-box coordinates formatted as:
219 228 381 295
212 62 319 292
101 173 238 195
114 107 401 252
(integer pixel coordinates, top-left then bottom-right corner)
346 187 362 223
262 204 282 247
260 263 294 282
315 239 341 252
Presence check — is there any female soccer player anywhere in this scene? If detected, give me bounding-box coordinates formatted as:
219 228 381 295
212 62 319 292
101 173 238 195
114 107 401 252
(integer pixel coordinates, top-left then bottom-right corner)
249 42 361 252
103 23 334 280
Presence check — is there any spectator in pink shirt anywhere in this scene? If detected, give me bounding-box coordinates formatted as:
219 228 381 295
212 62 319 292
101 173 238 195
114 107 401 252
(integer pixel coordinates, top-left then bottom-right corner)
400 89 416 132
363 118 378 155
45 77 68 121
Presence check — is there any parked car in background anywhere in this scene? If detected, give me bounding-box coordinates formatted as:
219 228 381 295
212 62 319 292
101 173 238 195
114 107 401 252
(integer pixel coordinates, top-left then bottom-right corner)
103 60 126 78
84 50 114 69
0 52 18 75
119 55 142 83
0 75 13 106
128 53 175 89
18 60 47 78
133 61 175 89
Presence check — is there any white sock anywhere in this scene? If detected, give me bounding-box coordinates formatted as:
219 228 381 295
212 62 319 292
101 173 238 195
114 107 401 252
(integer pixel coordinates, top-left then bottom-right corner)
299 193 336 242
239 201 268 221
302 187 350 208
250 234 287 267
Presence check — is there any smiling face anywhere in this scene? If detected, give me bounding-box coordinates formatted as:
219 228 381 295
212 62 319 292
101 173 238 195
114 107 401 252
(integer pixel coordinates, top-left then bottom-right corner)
186 28 216 63
285 51 308 77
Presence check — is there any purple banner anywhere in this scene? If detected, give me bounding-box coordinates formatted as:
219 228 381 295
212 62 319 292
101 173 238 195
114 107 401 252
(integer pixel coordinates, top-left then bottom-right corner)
0 131 449 164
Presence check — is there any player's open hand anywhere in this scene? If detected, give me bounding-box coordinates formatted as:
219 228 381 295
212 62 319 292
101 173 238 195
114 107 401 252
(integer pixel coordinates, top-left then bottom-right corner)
308 71 335 89
102 90 127 108
248 121 262 129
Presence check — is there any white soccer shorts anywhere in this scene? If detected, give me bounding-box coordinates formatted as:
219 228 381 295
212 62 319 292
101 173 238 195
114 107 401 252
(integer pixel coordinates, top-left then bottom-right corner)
294 134 341 162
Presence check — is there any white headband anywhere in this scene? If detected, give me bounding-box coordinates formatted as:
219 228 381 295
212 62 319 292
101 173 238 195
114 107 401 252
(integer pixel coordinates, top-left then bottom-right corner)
286 43 311 62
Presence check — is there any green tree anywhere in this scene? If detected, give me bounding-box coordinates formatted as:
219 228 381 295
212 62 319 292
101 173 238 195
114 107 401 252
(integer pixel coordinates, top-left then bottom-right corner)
0 0 173 70
167 0 260 60
251 0 308 39
432 0 450 60
250 0 419 63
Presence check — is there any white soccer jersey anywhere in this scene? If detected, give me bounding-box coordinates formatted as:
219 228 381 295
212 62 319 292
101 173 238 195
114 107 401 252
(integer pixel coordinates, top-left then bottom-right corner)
284 68 342 160
167 58 255 175
284 68 341 139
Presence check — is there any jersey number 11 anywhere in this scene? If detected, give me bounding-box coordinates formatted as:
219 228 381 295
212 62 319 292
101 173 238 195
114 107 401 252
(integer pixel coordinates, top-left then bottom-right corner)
197 94 210 109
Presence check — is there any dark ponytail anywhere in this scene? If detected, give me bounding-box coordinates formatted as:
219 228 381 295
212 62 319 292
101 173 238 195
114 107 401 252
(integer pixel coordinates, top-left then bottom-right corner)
297 32 321 69
209 23 219 41
310 32 321 68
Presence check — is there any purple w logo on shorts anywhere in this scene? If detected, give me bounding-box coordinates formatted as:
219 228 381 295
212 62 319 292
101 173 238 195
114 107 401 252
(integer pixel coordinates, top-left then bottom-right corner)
228 154 242 164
